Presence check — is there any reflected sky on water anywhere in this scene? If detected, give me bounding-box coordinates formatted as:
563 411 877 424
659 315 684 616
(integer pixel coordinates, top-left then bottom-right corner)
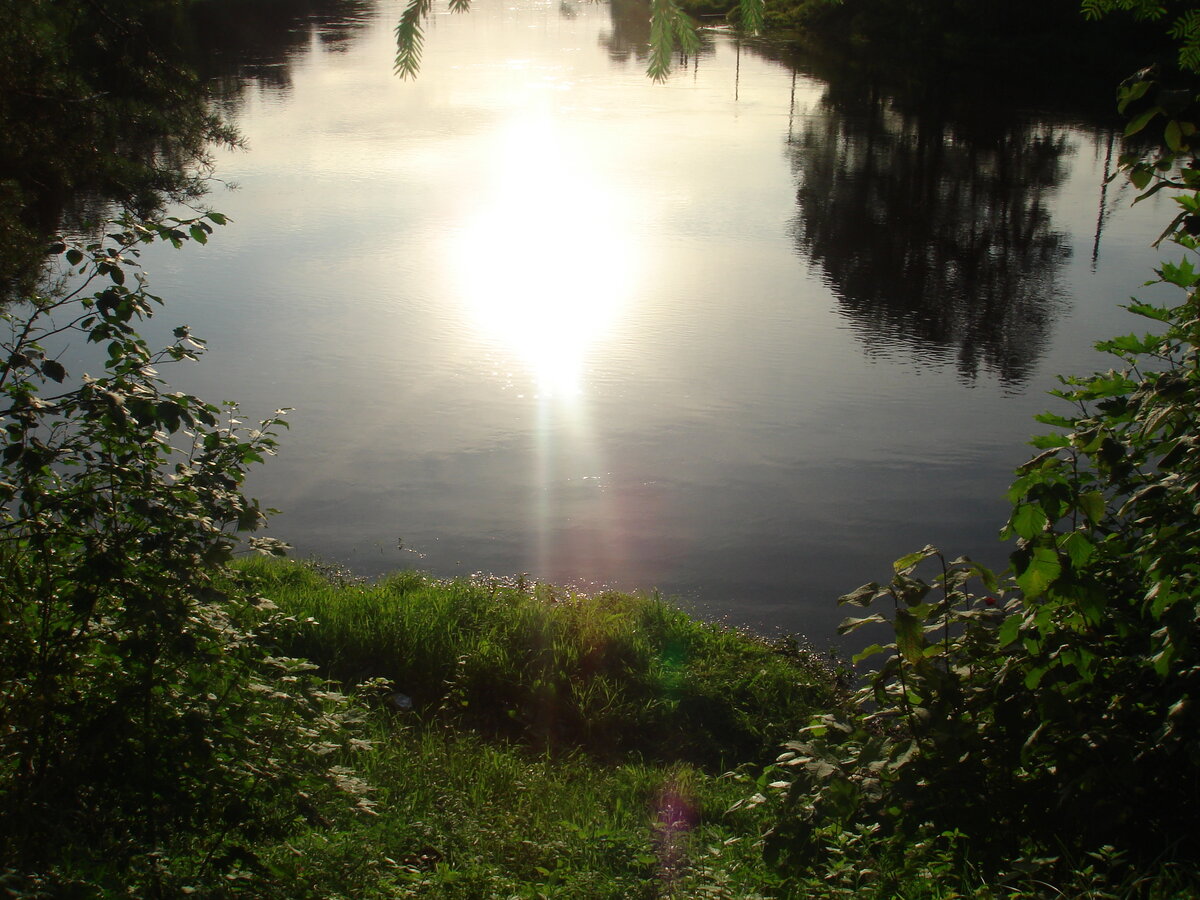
137 0 1172 641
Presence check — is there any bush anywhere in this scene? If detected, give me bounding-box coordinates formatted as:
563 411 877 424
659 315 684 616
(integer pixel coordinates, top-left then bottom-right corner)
0 216 369 895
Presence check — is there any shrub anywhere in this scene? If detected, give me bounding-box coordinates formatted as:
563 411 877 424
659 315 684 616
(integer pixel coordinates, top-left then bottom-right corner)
0 216 368 895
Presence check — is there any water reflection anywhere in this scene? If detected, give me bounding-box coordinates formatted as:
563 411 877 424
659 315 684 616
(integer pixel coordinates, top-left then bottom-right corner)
0 3 239 297
186 0 377 96
599 0 717 69
785 64 1077 388
0 0 381 298
91 0 1166 641
450 116 639 397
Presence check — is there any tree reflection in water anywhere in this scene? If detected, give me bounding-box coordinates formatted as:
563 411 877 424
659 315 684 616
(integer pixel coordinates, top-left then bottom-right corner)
599 0 720 70
187 0 377 97
0 0 377 299
787 73 1075 389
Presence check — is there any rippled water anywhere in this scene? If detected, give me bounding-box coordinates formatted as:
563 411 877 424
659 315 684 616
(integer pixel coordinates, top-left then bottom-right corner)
139 0 1172 639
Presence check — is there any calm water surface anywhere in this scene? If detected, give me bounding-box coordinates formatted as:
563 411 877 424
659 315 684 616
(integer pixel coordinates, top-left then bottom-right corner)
143 0 1171 640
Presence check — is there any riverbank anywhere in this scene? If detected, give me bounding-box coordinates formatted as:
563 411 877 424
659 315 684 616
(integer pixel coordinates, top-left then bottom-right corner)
247 556 843 769
189 558 1195 898
225 556 847 897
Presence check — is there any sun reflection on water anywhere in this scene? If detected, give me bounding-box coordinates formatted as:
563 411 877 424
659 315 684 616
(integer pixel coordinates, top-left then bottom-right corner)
449 114 644 581
450 116 638 399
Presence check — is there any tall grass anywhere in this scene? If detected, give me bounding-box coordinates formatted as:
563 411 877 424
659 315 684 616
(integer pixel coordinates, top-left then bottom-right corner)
239 557 843 768
216 558 843 898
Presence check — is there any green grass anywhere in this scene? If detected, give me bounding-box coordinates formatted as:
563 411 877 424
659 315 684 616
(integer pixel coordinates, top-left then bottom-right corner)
254 725 789 898
243 556 842 770
219 557 845 898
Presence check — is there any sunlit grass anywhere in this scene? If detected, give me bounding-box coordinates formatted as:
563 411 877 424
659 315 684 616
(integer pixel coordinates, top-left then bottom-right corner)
239 555 841 768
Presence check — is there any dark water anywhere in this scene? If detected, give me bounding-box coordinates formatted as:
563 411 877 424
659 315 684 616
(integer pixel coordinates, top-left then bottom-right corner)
130 0 1170 641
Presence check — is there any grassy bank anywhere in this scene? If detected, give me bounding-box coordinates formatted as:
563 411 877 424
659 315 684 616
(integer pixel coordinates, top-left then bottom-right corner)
8 555 1197 897
227 557 845 898
246 557 842 769
250 722 792 898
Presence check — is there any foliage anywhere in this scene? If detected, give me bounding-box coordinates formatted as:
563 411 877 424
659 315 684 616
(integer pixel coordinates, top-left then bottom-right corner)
1112 60 1200 243
1082 0 1200 73
759 249 1200 883
0 216 369 895
43 556 836 899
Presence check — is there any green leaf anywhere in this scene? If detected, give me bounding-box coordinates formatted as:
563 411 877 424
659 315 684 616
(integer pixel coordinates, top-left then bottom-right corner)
851 643 888 664
839 582 881 607
1158 257 1198 286
157 400 183 433
1022 721 1048 758
1016 448 1063 474
1029 433 1069 449
893 545 938 575
894 609 924 664
127 397 156 425
1016 546 1062 598
838 614 886 634
895 574 932 606
1165 118 1185 150
1007 473 1038 504
1117 78 1152 112
1079 490 1106 524
40 359 66 383
1159 439 1191 468
1125 300 1174 322
998 614 1022 647
1034 411 1076 429
1059 531 1095 569
1077 371 1137 399
1011 504 1049 540
394 0 435 79
1151 645 1175 677
739 0 764 31
1125 107 1161 136
1168 696 1188 719
1097 332 1157 354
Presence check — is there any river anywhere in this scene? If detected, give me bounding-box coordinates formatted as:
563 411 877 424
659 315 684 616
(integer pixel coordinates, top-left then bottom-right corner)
136 0 1172 641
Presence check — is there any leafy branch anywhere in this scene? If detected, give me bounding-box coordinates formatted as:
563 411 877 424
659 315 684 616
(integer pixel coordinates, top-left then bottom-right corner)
394 0 765 83
394 0 436 80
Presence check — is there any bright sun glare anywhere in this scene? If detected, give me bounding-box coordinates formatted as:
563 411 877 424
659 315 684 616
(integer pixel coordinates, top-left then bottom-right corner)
452 117 636 398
